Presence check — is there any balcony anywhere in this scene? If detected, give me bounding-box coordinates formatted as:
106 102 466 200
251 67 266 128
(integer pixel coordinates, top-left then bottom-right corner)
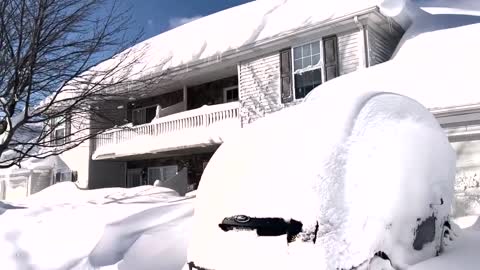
92 102 241 160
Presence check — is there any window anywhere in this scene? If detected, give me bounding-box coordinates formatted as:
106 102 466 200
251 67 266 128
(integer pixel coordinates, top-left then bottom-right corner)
147 165 178 185
51 115 70 146
223 86 239 103
132 105 157 125
292 41 323 99
127 168 142 188
280 35 338 103
54 170 77 183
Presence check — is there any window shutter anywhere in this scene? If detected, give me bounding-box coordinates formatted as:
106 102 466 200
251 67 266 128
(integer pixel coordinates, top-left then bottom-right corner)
323 35 339 81
280 48 293 103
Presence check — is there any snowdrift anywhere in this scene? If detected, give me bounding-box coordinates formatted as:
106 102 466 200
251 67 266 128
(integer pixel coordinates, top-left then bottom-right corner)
0 183 194 270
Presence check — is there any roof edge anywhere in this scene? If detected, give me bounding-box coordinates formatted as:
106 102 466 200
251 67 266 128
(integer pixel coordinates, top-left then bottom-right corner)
141 6 385 80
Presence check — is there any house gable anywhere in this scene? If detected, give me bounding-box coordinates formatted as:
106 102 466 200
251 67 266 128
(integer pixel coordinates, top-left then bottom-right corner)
238 10 404 126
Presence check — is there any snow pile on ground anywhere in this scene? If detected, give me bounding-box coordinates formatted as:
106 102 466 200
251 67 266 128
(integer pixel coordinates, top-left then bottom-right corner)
187 91 455 270
0 182 194 270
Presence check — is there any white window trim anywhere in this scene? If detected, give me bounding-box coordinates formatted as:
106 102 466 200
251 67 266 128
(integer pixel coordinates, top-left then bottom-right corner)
291 38 326 100
223 85 239 103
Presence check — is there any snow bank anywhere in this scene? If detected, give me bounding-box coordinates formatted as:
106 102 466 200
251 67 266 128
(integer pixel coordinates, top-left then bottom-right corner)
188 91 455 269
0 182 194 270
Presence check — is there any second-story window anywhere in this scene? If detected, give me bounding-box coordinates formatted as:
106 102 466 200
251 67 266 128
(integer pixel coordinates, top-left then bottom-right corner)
51 115 70 146
280 35 338 103
292 41 323 99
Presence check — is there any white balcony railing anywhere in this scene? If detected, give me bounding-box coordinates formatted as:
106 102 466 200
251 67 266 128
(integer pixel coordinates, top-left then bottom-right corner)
94 102 240 151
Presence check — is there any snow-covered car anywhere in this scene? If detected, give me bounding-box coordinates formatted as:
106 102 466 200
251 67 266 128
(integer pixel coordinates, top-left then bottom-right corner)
186 91 456 270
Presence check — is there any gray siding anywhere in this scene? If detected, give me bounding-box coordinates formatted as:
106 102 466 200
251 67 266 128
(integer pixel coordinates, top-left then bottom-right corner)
367 25 402 66
238 53 282 126
337 29 362 75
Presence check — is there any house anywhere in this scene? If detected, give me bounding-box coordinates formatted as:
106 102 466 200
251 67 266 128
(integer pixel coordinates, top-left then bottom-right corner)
0 0 408 199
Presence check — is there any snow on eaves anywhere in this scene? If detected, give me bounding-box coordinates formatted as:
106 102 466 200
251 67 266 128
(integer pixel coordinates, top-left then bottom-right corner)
111 0 409 80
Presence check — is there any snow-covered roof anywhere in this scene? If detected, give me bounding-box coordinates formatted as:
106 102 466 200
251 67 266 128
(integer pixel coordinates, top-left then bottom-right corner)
117 0 408 80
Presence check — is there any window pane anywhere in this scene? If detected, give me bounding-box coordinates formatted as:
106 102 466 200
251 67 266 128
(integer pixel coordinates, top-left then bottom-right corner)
225 88 239 102
302 44 311 56
294 59 302 71
232 89 239 100
133 109 146 125
312 42 320 55
293 47 302 60
55 128 65 145
303 56 311 67
148 167 162 184
312 54 320 66
312 69 322 85
162 165 178 181
146 107 156 123
294 68 322 99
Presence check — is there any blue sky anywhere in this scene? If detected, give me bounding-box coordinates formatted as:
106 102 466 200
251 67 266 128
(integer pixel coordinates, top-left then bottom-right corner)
125 0 253 42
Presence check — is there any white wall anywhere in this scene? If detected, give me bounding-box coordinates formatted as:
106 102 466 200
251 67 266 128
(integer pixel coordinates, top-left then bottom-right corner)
57 111 92 188
450 140 480 218
338 29 362 75
238 52 282 125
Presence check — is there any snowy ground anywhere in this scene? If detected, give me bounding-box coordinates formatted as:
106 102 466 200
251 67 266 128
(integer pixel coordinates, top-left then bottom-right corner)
0 183 478 270
0 183 194 270
409 216 480 270
1 0 480 269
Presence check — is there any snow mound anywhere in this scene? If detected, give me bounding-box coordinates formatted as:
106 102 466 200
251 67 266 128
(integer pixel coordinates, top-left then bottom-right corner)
0 182 194 270
188 91 455 269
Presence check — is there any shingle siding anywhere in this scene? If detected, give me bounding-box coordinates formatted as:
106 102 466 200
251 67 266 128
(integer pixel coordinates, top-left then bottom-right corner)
367 25 402 66
238 53 282 126
338 29 362 75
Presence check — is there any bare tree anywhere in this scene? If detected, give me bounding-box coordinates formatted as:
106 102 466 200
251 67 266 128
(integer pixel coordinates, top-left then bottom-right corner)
0 0 152 168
